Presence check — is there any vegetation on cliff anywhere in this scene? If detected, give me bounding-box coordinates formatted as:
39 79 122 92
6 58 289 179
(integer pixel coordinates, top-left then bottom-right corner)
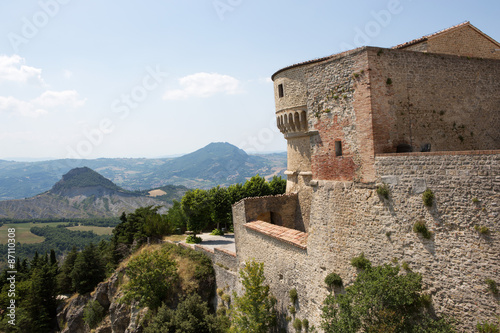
321 261 456 332
229 260 277 333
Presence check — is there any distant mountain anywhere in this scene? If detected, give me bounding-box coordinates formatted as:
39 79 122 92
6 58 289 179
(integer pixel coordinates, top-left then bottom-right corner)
142 142 279 188
50 167 127 196
0 168 186 220
0 143 286 200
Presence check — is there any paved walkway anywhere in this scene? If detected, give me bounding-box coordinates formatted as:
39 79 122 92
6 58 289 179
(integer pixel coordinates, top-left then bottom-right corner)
180 232 236 253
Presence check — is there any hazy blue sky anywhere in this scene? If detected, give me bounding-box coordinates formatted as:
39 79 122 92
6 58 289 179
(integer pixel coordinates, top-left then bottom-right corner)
0 0 498 160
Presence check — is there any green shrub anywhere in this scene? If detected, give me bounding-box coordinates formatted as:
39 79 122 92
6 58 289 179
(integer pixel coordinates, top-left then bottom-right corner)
324 272 343 288
289 305 296 315
350 252 372 270
386 78 392 85
210 228 224 236
476 321 499 333
289 288 298 303
121 248 178 309
376 183 390 199
486 279 499 294
321 263 455 332
230 260 277 332
145 293 228 333
422 189 435 207
293 318 303 332
402 261 410 271
221 293 231 304
302 319 309 332
420 293 432 308
186 235 202 244
83 300 105 329
475 225 490 235
472 197 480 203
413 221 432 239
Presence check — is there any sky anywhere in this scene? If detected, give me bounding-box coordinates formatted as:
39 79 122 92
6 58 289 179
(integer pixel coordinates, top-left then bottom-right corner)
0 0 499 160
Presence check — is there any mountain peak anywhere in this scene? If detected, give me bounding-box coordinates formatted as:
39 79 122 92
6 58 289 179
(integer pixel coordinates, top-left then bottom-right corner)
197 142 247 155
50 167 124 196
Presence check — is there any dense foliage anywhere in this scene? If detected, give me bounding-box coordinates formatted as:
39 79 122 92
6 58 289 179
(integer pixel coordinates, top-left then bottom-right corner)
145 294 228 333
0 225 110 269
121 247 179 309
321 263 456 333
0 217 120 226
229 260 277 333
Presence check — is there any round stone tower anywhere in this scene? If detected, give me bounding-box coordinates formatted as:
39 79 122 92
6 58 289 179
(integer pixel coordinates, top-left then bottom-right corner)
272 65 314 230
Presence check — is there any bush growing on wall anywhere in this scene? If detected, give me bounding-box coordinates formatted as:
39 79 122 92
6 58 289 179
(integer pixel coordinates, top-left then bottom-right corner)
321 263 456 332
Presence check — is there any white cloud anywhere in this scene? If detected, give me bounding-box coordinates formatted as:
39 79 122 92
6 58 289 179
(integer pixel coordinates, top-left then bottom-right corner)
0 54 45 85
0 90 86 117
163 72 242 100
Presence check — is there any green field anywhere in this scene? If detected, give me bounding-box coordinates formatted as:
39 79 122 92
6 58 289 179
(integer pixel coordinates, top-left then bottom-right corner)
0 222 65 244
66 225 114 235
0 223 115 244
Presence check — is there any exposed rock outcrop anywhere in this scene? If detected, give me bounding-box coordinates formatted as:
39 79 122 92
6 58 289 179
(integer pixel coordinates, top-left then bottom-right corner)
57 268 148 333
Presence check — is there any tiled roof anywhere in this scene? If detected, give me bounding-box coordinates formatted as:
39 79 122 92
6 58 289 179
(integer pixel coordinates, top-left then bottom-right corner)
245 220 308 250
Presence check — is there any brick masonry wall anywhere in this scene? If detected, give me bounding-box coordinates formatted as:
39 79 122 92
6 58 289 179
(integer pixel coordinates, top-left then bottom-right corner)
401 25 500 60
368 47 500 154
305 49 376 182
426 25 500 60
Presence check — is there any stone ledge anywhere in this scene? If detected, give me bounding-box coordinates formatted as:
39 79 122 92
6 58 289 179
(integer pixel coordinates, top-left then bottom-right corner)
245 221 307 250
194 244 215 254
215 247 237 257
376 149 500 157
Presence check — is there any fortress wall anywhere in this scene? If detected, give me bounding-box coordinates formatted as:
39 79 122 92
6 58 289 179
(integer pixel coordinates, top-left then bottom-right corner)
306 49 376 182
232 152 499 331
232 199 320 330
368 47 500 153
372 151 500 330
307 151 500 331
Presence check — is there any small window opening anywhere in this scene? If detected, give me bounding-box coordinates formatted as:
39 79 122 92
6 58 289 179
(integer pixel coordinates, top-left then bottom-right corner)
278 84 284 98
335 141 342 157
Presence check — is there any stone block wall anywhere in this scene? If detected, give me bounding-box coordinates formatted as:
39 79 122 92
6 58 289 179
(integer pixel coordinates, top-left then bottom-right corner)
232 151 500 332
369 47 500 154
239 193 300 230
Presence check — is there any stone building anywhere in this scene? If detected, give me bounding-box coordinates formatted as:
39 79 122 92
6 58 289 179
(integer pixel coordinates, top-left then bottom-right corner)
232 22 500 331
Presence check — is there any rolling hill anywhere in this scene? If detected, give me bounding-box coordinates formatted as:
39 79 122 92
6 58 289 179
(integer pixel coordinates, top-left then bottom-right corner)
0 142 286 200
0 167 187 220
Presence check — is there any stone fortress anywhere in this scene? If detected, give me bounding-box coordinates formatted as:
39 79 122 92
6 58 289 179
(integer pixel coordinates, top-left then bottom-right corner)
199 22 499 332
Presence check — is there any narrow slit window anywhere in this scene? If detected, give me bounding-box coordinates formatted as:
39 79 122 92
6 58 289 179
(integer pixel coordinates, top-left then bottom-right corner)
335 140 343 156
278 84 284 98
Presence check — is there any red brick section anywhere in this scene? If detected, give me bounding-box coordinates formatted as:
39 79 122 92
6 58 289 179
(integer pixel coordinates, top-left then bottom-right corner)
245 221 308 250
312 115 357 181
